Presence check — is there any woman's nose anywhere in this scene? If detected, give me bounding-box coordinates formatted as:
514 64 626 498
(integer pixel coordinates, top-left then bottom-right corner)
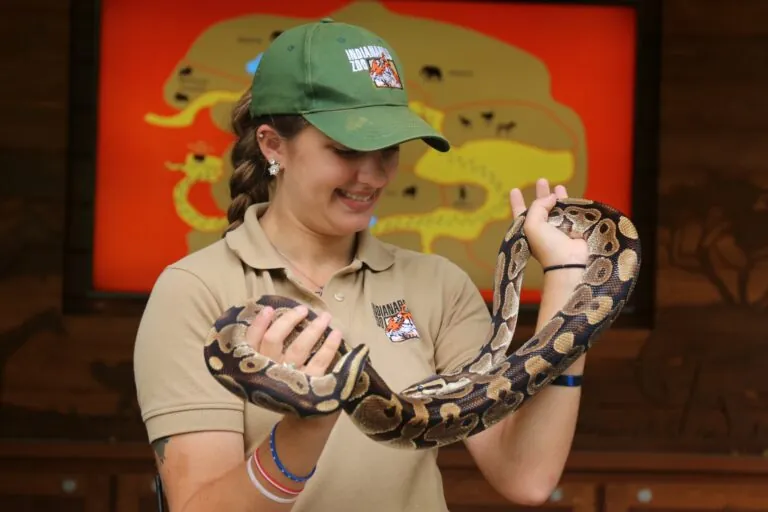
357 152 389 186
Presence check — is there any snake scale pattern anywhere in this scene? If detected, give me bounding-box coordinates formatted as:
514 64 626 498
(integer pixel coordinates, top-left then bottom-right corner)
203 198 641 449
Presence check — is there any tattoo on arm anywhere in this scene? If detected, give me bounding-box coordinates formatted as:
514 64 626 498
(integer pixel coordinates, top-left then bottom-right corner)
152 436 171 465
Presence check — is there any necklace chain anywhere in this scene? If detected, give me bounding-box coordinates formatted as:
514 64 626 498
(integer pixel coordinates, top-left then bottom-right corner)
272 247 326 295
267 235 355 297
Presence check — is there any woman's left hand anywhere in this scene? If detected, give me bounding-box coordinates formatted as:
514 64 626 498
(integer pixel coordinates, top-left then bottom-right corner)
509 178 588 269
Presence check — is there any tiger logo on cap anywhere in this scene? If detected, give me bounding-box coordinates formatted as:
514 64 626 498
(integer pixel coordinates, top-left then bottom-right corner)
368 52 402 89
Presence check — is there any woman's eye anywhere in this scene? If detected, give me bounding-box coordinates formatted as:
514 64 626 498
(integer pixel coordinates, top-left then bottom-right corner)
334 147 360 157
332 146 399 158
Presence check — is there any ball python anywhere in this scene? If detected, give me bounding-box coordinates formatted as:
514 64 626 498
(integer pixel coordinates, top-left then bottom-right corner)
203 198 641 449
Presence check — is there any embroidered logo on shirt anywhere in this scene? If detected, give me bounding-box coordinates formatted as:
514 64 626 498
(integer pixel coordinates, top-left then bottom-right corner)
344 45 403 89
371 299 419 343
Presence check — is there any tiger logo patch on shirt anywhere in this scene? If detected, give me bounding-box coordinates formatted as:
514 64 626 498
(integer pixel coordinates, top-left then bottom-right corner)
371 299 419 343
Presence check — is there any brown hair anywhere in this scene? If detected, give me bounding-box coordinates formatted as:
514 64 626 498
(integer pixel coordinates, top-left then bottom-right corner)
225 90 307 234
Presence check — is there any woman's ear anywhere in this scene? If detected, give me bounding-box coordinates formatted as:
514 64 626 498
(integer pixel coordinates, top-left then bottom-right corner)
255 125 285 164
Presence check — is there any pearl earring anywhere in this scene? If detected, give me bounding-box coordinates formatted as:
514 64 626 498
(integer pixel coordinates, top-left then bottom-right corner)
268 159 281 176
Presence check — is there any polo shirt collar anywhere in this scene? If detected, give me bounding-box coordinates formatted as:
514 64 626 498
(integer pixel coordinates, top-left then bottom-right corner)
224 203 284 270
355 226 395 271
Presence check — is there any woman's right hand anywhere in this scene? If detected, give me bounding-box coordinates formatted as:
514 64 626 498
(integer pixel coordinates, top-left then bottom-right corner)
245 304 344 429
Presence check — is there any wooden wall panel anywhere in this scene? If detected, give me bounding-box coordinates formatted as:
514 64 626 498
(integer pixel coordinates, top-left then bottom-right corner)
604 482 768 512
663 0 768 36
4 442 767 512
0 471 111 512
1 0 768 461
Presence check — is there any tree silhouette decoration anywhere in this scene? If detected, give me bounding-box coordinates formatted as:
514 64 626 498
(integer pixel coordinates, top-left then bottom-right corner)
0 309 66 399
659 171 768 308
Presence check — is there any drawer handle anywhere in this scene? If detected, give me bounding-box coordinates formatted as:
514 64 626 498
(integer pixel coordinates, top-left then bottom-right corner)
637 488 653 503
61 479 78 494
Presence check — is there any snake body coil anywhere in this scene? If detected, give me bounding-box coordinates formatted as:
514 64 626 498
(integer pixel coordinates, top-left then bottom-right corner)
203 198 641 449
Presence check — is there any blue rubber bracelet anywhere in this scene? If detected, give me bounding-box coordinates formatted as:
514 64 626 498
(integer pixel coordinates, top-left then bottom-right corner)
269 423 316 483
552 374 583 387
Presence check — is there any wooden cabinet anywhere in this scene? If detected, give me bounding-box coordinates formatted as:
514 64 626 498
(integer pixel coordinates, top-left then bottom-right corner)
115 474 167 512
605 482 768 512
2 444 768 512
0 471 110 512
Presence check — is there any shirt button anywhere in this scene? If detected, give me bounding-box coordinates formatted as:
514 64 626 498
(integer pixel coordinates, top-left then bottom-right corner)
333 292 345 302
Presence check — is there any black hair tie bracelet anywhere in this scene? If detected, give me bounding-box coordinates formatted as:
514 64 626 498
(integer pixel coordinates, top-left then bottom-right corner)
542 263 587 273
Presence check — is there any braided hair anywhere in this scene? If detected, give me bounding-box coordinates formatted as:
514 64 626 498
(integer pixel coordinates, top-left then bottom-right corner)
225 90 307 234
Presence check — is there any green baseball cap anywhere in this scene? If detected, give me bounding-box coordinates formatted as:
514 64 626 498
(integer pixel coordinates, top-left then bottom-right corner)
248 17 450 153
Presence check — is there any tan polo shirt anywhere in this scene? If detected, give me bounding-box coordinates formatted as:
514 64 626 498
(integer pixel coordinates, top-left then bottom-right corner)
134 202 492 511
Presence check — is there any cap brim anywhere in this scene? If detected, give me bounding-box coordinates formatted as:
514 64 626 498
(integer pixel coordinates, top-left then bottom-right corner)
302 105 450 153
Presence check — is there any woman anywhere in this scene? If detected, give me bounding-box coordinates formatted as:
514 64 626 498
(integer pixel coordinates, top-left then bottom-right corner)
133 18 588 512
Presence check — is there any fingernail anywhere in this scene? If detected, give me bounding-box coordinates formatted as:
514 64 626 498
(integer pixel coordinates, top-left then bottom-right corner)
295 305 308 315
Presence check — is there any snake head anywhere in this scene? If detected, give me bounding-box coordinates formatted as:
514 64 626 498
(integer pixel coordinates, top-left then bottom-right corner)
401 376 473 400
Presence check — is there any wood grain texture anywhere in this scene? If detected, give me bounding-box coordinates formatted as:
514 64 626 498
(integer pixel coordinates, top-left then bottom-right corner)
604 482 768 512
3 443 767 512
1 0 768 461
0 471 111 512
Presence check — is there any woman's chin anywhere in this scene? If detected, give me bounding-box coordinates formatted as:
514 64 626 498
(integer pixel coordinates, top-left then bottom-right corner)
326 211 374 235
341 215 374 234
328 199 375 230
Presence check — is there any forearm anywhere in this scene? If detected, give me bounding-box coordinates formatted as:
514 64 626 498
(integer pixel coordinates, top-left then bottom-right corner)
497 268 585 498
181 415 336 512
536 267 587 374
